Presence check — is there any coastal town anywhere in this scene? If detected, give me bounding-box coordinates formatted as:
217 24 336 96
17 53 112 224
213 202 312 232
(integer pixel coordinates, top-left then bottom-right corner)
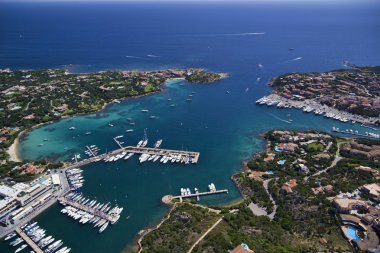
1 65 379 252
256 66 380 127
140 130 380 253
0 68 227 253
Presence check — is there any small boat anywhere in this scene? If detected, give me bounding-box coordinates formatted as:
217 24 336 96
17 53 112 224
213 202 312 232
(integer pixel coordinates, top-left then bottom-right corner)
170 104 175 107
85 132 92 135
43 139 48 141
68 126 76 130
15 244 27 253
126 129 134 132
186 98 192 102
108 123 114 127
226 91 230 94
4 232 17 241
141 109 149 113
37 143 44 147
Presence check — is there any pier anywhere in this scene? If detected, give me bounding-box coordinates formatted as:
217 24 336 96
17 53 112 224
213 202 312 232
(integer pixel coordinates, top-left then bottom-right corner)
332 127 379 139
59 197 117 223
65 146 200 169
162 189 228 204
124 146 200 163
113 137 124 148
85 145 96 157
15 227 44 253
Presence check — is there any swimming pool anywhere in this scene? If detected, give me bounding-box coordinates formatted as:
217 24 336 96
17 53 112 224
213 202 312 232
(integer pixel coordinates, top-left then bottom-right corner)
346 226 361 241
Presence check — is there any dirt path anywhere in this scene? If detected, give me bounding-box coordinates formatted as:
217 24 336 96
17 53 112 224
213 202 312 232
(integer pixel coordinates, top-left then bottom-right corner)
187 217 224 253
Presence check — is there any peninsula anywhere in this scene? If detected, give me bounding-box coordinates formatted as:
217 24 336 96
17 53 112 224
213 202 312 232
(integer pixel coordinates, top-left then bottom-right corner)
257 66 380 126
0 68 227 179
138 130 380 253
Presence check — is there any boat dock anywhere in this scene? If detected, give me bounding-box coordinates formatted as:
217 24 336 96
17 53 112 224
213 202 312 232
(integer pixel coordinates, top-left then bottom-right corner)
332 127 379 139
85 145 96 157
162 189 228 204
65 146 200 169
59 197 117 223
124 146 200 163
113 137 124 149
15 227 44 253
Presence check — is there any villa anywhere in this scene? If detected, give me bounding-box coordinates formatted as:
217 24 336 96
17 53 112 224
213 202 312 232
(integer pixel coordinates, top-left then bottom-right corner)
361 183 380 201
333 198 367 213
281 179 297 193
230 243 254 253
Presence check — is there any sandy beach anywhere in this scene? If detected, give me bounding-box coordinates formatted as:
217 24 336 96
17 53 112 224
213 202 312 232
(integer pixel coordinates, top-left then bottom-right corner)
7 134 22 162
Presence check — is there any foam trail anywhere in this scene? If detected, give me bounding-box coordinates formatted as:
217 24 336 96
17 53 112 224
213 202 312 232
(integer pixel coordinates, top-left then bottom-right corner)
196 32 265 37
147 54 160 58
289 57 303 61
258 64 264 69
125 55 142 59
271 114 292 124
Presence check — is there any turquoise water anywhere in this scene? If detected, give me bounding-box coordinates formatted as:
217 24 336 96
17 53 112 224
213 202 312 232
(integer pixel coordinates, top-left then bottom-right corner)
346 227 361 241
0 1 379 253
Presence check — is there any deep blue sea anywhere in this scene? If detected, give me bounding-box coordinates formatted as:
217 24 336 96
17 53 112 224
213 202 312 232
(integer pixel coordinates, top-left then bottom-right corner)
0 1 379 253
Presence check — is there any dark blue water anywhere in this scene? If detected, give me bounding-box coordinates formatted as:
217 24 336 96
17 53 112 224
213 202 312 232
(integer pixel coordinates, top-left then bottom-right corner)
0 2 379 253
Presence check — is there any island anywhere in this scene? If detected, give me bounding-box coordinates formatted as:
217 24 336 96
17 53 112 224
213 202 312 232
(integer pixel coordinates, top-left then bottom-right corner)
256 66 380 126
137 130 380 253
0 68 227 180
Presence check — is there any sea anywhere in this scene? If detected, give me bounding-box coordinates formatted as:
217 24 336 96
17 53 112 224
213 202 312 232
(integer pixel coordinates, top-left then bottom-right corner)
0 1 379 252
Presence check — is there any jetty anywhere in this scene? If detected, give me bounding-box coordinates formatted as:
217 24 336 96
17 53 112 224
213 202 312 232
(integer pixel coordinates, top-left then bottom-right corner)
85 145 96 157
332 127 379 139
59 197 118 223
65 146 200 169
162 189 228 204
15 227 44 253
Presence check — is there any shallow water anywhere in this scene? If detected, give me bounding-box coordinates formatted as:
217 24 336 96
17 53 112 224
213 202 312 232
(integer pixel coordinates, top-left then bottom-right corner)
1 1 379 252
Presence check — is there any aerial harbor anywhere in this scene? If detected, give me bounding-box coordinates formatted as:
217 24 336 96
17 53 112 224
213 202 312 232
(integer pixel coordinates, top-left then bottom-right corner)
1 0 379 253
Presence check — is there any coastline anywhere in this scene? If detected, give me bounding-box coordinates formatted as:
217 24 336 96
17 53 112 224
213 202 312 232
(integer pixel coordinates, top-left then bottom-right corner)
7 133 21 162
4 77 187 164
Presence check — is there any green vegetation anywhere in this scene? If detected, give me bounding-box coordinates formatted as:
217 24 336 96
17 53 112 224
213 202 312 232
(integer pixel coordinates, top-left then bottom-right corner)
140 130 379 252
0 68 227 179
140 204 221 253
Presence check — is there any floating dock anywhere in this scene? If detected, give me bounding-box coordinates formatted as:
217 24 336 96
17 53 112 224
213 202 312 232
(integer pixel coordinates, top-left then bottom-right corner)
332 127 379 139
64 146 200 169
124 146 200 163
162 189 228 204
59 197 118 223
15 227 44 253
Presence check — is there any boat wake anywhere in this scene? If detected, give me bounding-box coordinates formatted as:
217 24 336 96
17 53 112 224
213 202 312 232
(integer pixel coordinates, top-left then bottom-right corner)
195 32 265 37
147 54 160 58
289 57 303 61
270 114 292 124
125 55 142 59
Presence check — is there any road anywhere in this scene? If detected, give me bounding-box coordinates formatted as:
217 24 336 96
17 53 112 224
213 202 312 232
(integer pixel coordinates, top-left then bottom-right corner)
304 141 345 181
263 178 277 220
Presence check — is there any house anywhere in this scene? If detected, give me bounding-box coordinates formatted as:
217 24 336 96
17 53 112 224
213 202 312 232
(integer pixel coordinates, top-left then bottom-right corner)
230 243 254 253
361 184 380 201
333 198 367 213
281 179 297 193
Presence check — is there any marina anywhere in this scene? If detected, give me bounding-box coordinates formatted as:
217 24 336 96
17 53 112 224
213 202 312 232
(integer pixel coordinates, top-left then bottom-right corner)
256 94 379 126
59 192 123 233
9 221 71 253
332 126 380 139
